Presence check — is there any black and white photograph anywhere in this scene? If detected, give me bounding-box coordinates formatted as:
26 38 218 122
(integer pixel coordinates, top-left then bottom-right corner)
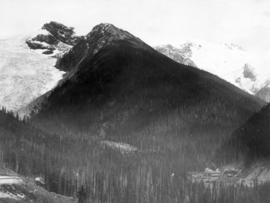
0 0 270 202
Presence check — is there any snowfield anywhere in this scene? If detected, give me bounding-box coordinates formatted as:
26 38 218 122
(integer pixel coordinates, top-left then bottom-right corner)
0 36 64 116
157 41 270 96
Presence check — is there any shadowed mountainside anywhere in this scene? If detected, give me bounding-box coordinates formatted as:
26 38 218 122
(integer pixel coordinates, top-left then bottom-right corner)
220 103 270 164
31 23 264 160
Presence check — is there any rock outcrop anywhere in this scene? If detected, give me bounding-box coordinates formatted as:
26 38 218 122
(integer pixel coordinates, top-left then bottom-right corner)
26 21 83 58
155 44 197 67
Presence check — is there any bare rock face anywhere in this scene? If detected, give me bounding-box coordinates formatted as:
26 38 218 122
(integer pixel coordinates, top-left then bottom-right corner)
155 44 197 67
26 21 83 58
42 21 82 45
32 33 59 45
243 64 256 81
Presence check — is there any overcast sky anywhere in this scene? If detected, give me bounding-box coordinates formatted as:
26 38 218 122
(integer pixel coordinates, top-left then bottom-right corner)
1 0 270 71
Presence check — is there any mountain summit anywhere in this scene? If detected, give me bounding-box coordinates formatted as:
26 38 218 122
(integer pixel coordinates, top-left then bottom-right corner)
56 23 150 72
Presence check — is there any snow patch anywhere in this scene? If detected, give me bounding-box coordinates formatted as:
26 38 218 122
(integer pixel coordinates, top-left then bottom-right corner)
101 141 138 154
157 41 270 96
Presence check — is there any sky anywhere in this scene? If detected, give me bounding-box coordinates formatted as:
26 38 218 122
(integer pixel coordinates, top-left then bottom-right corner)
0 0 270 71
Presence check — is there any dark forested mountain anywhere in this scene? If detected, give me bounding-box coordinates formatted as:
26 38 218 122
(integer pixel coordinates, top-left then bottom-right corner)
222 103 270 163
31 23 264 157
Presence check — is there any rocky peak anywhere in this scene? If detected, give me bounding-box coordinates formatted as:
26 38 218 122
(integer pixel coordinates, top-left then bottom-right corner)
56 23 148 72
42 21 82 45
86 23 135 41
155 44 196 67
26 21 83 57
85 23 144 55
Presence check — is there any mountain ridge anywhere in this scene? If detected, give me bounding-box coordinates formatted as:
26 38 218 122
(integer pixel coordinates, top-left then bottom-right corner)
56 23 151 72
30 23 264 140
156 43 270 101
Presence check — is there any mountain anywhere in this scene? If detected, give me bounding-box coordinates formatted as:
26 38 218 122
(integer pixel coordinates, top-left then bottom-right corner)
2 22 267 202
31 23 264 151
25 23 266 201
55 23 148 72
156 43 270 101
0 21 82 117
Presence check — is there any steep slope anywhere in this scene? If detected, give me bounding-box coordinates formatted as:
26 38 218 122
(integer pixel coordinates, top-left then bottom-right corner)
223 104 270 162
0 37 64 115
31 23 264 144
156 43 270 101
55 23 148 72
0 21 82 117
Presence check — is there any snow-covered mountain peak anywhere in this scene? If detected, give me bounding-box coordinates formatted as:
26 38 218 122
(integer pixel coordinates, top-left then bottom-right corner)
156 41 270 99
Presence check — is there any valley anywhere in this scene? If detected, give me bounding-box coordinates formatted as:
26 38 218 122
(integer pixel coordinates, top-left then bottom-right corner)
0 21 269 203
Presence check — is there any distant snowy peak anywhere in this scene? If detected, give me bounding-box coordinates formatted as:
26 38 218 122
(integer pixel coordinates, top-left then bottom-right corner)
156 42 269 100
26 21 83 58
